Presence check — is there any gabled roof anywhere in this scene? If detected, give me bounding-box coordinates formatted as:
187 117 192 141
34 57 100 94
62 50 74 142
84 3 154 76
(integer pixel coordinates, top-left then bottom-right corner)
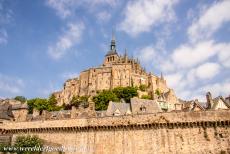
12 103 28 110
212 96 230 109
182 100 205 111
106 102 131 116
130 98 162 114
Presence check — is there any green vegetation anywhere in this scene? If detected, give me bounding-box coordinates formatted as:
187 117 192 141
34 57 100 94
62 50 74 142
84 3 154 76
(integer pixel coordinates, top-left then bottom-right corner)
63 96 89 110
14 96 27 103
139 84 147 91
141 95 151 100
113 86 138 103
27 94 62 114
93 90 119 111
93 86 138 111
0 135 43 154
155 88 161 96
14 135 43 154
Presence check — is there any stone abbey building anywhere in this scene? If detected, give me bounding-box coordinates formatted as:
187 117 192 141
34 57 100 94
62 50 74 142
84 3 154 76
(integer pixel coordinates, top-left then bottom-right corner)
53 35 178 106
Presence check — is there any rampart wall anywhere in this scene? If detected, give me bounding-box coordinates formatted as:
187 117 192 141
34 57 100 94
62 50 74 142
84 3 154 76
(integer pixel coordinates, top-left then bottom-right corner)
0 110 230 154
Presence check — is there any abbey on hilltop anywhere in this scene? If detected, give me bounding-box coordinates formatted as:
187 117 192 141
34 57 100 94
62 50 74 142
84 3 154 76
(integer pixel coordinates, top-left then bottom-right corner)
53 34 179 107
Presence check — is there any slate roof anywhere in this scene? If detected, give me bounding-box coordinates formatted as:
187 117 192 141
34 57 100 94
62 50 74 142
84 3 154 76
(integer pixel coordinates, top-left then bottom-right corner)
0 102 14 120
11 103 28 110
105 50 118 56
130 98 162 114
106 101 131 116
212 96 230 109
178 99 206 111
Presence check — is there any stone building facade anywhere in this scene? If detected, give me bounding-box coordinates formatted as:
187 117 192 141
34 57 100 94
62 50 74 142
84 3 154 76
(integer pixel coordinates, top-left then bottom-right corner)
54 35 176 106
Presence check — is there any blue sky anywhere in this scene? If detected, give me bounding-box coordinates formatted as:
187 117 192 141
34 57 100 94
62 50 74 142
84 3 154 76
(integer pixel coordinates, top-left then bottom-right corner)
0 0 229 101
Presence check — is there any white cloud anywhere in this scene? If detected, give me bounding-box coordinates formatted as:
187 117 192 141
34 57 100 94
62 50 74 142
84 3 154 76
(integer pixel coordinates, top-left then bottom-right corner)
0 0 13 45
137 46 156 63
119 0 178 37
194 62 220 80
46 0 117 19
48 22 85 60
0 28 7 44
165 73 183 90
186 62 220 85
217 43 230 68
96 11 111 23
0 74 24 95
46 0 73 19
172 40 218 69
198 79 230 98
188 1 230 42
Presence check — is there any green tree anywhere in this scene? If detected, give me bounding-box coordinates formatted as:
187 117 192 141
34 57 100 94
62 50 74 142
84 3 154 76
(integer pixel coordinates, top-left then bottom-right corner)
13 135 43 154
27 98 37 114
93 90 119 111
27 96 62 114
47 94 57 106
64 96 89 110
14 96 27 103
113 86 138 103
155 88 161 96
139 84 147 91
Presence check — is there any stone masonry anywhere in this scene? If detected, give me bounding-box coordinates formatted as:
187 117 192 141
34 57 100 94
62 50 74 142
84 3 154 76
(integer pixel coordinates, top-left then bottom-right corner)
0 110 230 154
53 35 176 106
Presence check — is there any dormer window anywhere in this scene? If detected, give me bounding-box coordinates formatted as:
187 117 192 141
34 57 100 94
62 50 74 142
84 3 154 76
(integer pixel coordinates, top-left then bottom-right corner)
140 105 146 112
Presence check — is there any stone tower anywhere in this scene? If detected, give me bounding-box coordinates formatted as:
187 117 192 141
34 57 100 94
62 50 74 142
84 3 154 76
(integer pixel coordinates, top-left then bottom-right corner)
206 92 213 109
103 33 119 66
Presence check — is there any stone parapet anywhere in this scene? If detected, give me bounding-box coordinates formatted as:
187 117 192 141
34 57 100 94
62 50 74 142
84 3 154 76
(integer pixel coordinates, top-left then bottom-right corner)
1 110 229 133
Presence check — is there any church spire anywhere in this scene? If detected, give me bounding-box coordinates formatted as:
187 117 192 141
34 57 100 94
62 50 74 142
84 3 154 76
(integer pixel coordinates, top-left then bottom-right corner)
110 31 116 51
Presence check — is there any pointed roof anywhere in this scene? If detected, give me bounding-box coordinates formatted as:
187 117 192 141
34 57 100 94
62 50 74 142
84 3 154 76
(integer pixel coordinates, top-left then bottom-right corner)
105 32 118 56
212 96 230 109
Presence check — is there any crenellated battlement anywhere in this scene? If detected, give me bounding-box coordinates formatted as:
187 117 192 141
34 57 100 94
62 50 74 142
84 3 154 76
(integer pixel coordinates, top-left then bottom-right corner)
1 110 230 134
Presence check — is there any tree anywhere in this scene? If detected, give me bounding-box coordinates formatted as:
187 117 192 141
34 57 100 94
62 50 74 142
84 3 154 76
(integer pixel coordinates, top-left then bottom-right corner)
93 90 119 111
63 96 89 110
27 98 37 114
27 96 62 114
139 84 147 92
155 88 161 96
13 135 43 154
47 94 57 106
14 96 27 103
113 86 138 103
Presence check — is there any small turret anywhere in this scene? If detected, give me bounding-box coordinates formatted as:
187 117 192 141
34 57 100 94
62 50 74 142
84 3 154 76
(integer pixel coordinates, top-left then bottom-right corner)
124 49 128 63
206 92 213 109
160 72 164 80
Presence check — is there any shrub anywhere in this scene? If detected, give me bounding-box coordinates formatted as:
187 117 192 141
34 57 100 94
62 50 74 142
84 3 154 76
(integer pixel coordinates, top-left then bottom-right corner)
139 84 147 91
141 95 151 100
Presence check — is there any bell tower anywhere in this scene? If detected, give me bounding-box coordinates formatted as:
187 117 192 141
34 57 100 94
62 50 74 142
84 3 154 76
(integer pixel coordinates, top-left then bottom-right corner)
103 32 119 65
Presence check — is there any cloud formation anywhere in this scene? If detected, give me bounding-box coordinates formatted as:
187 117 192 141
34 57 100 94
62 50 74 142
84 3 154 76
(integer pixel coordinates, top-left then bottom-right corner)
48 22 85 60
188 1 230 42
0 0 12 45
0 74 24 96
46 0 117 19
119 0 178 37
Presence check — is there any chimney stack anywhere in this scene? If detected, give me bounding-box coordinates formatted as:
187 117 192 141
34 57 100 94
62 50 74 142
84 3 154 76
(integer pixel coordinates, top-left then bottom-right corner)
206 92 213 109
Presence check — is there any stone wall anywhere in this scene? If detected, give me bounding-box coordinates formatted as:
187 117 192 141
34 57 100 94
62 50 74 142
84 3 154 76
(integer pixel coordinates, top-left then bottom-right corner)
1 110 229 154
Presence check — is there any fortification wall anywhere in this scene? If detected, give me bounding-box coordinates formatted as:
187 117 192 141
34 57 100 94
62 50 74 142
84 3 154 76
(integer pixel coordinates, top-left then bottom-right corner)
1 110 230 154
